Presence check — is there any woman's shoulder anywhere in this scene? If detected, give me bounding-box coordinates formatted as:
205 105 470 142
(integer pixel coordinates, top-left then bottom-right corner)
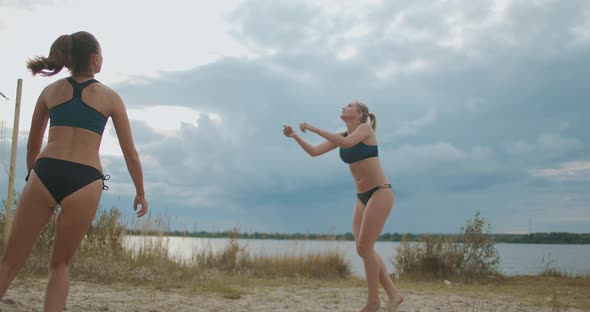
87 79 112 93
44 77 69 90
85 81 121 102
40 78 71 98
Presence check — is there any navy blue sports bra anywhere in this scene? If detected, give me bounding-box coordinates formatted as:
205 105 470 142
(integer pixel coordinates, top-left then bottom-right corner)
49 77 108 136
339 132 379 164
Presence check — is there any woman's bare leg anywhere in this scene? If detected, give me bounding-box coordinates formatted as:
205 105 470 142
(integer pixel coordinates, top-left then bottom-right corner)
43 180 102 312
0 172 56 298
355 189 402 311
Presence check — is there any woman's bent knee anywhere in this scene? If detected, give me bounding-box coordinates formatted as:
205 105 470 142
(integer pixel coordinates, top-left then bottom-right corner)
357 242 374 259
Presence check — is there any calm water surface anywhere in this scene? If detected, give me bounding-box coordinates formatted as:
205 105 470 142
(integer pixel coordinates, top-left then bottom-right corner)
124 236 590 277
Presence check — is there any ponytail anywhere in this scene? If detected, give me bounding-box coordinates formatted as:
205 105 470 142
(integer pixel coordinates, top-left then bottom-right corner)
27 34 74 77
352 100 377 131
368 113 377 131
27 31 99 77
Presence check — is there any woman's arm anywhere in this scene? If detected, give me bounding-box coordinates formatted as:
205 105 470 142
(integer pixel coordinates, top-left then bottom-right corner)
27 89 49 171
283 125 337 157
110 91 148 217
300 122 371 148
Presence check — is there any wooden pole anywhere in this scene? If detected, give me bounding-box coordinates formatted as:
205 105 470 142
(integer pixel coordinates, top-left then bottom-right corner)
4 79 22 242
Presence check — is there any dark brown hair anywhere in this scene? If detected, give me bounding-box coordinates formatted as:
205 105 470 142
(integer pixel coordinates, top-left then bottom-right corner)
26 31 100 77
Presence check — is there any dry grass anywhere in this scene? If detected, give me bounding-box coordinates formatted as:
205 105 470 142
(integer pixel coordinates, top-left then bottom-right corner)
0 207 351 295
363 275 589 311
1 206 589 310
395 211 501 281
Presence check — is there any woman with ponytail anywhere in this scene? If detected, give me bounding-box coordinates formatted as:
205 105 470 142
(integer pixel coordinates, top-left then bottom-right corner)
283 101 403 312
0 31 148 311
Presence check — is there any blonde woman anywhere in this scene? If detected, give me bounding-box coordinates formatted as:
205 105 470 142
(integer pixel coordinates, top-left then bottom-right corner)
0 31 147 312
283 101 403 312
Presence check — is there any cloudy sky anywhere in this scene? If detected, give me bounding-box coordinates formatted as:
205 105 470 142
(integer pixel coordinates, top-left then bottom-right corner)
1 0 589 234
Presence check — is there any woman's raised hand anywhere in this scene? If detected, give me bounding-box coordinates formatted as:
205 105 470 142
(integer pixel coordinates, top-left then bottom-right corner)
283 125 297 138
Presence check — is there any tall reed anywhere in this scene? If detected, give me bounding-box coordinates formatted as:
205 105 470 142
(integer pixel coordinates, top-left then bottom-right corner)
395 211 500 280
0 206 350 288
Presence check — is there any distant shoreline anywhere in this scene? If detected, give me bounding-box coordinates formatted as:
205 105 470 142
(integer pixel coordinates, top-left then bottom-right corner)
125 230 590 244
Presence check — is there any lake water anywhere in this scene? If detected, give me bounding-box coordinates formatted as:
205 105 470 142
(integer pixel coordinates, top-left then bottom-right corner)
124 236 590 277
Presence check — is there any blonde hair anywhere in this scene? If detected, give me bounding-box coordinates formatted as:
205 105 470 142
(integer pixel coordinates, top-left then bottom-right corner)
352 101 377 131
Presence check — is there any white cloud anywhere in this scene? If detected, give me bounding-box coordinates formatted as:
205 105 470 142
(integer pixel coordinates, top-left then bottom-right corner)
342 23 372 39
382 141 497 178
392 108 437 137
572 21 590 43
127 106 200 135
506 133 583 160
438 21 465 50
337 46 358 60
383 10 435 44
531 161 590 179
2 1 590 233
375 61 397 80
465 97 489 113
374 58 433 80
0 0 249 133
0 0 52 8
208 113 223 126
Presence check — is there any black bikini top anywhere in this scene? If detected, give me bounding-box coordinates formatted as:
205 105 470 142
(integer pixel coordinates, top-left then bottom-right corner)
339 132 379 164
49 77 108 135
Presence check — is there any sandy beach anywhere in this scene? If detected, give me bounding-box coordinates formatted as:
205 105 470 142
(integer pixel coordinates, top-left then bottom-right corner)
0 278 582 312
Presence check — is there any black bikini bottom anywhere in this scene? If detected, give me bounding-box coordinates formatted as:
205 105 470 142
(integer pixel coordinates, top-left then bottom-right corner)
27 157 109 204
357 184 391 206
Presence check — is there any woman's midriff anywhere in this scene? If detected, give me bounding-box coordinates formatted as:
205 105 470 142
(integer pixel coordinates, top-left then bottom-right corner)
37 127 104 172
348 157 390 193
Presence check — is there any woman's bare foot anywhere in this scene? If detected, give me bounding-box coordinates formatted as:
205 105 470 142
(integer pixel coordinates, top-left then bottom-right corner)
386 292 404 312
359 301 380 312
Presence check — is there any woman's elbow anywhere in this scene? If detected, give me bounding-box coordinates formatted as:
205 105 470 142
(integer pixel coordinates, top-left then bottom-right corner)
123 149 140 162
26 139 39 156
308 149 319 157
